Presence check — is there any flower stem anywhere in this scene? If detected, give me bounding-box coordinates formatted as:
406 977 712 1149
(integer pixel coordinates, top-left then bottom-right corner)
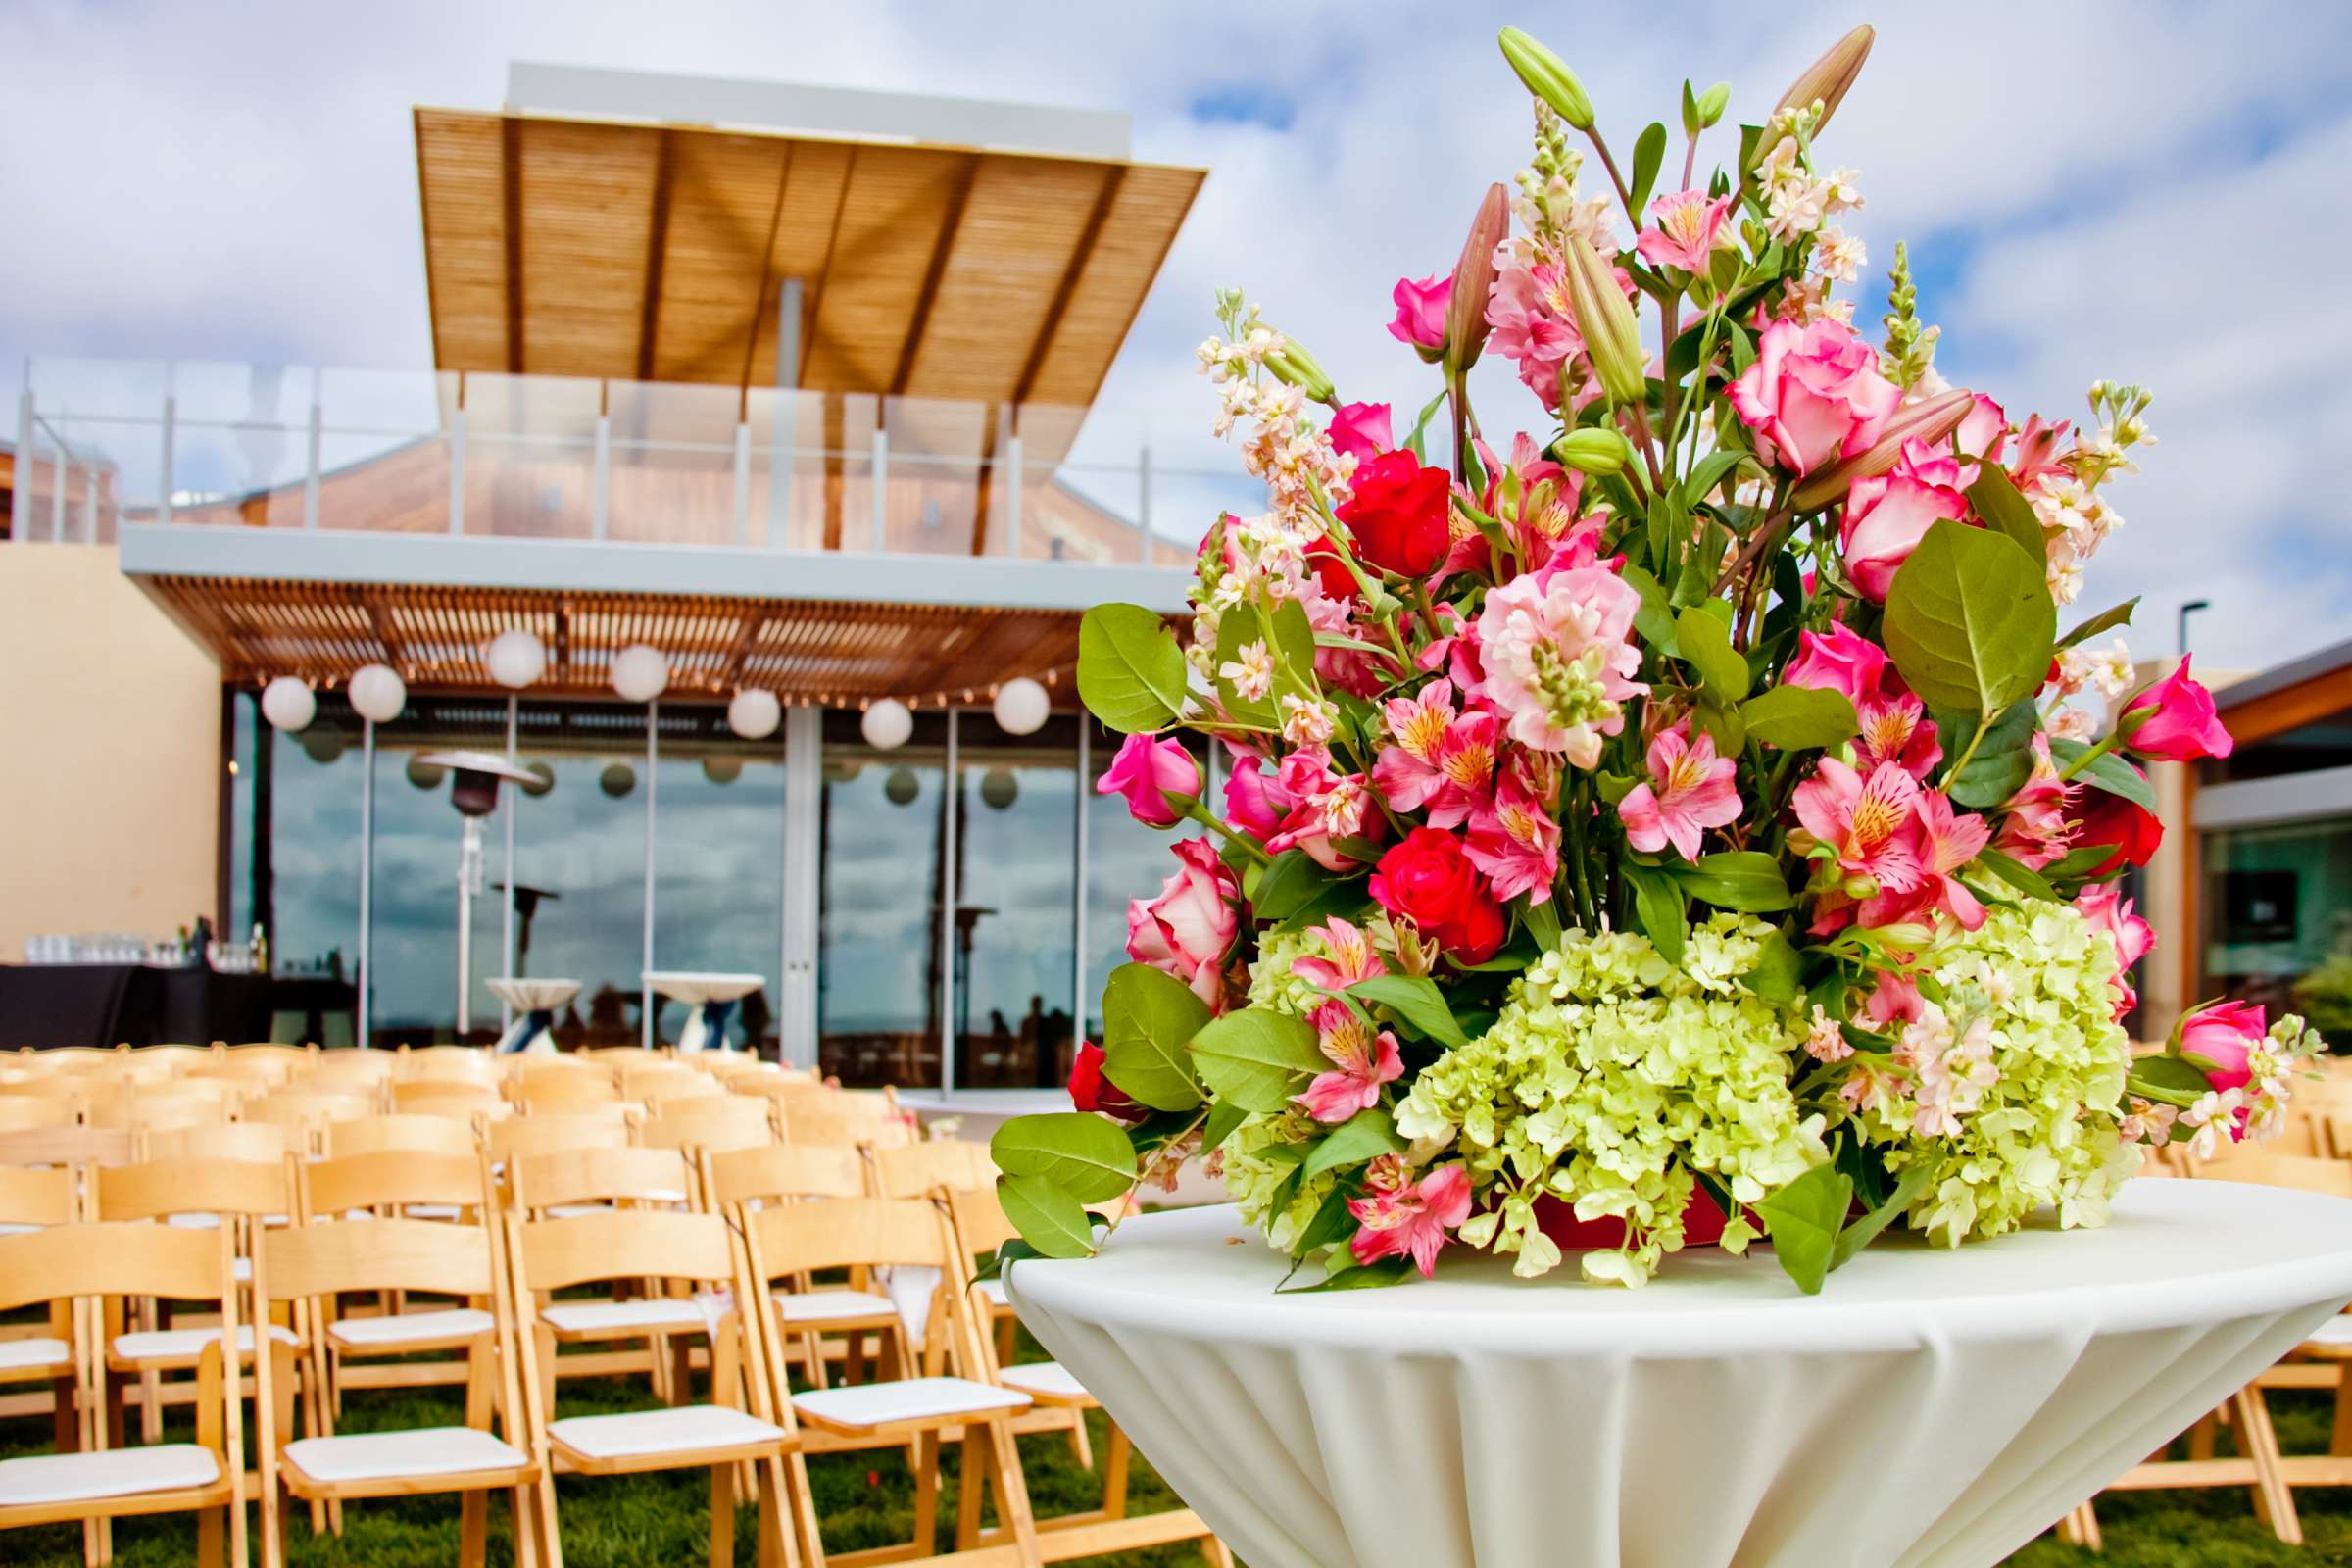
2058 732 2120 783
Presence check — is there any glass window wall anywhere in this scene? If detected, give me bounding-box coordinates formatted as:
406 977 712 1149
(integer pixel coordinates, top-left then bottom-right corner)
818 710 947 1087
954 712 1078 1090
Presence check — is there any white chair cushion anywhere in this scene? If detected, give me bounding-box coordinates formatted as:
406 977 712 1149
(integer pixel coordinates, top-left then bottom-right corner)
114 1324 299 1361
2305 1315 2352 1348
404 1203 464 1221
548 1404 785 1460
793 1376 1031 1431
0 1222 45 1238
166 1211 289 1229
998 1362 1089 1402
0 1338 71 1372
328 1309 495 1348
543 1201 615 1219
284 1426 526 1483
773 1288 897 1325
975 1278 1009 1309
541 1299 707 1335
0 1444 220 1505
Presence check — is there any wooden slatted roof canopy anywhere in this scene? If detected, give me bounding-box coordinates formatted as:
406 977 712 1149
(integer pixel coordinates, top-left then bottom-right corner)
413 91 1204 411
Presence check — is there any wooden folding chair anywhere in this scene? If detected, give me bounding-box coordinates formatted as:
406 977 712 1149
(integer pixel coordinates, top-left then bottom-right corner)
508 1208 797 1568
743 1197 1043 1568
252 1216 540 1568
618 1064 711 1106
300 1151 502 1400
0 1123 138 1169
143 1121 300 1164
510 1147 701 1399
392 1078 507 1117
296 1051 395 1094
399 1045 502 1085
872 1144 1020 1368
510 1070 623 1115
88 1081 239 1133
0 1222 247 1567
702 1144 906 1390
323 1111 477 1160
243 1093 377 1156
0 1094 78 1132
0 1166 80 1448
640 1097 777 1162
783 1103 914 1150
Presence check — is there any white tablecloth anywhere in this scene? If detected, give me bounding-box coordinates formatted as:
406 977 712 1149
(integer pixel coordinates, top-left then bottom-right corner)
642 971 763 1054
1006 1182 2352 1568
483 978 578 1055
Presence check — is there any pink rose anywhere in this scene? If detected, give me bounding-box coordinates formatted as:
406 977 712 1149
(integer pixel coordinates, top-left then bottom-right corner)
1221 745 1293 842
1125 837 1239 1009
1781 623 1889 706
1096 732 1200 828
1839 438 1972 602
1727 316 1901 476
1388 270 1452 356
2179 1000 2266 1093
1327 401 1394 465
2119 657 2233 762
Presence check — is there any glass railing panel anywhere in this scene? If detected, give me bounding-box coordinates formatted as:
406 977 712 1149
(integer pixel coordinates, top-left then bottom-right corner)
165 362 316 525
313 368 457 533
606 379 743 547
879 395 992 558
745 389 876 553
454 372 601 540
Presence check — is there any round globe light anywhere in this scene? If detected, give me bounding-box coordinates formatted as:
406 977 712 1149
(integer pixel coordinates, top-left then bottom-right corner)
993 677 1050 736
485 629 547 690
520 760 556 798
347 662 407 724
405 755 447 790
978 765 1020 810
612 644 670 704
300 726 346 765
702 755 744 785
261 676 317 733
861 698 913 751
728 688 782 741
599 762 637 799
883 766 921 807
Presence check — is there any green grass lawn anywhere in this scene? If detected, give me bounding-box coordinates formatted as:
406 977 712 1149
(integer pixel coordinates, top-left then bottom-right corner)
5 1357 2347 1565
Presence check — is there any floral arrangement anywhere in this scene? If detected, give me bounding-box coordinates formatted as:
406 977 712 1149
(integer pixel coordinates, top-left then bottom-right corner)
991 24 2328 1293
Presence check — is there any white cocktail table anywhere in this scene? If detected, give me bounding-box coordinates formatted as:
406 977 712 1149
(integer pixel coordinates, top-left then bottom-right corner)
484 977 577 1055
643 971 764 1054
1006 1181 2352 1568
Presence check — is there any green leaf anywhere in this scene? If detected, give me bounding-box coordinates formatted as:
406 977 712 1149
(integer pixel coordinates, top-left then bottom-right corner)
1290 1185 1358 1260
1829 1158 1934 1270
1681 448 1758 509
2051 739 2159 812
1253 850 1342 925
1624 862 1689 965
1347 974 1470 1049
1402 386 1449 464
1756 1162 1853 1296
1277 1255 1413 1294
989 1113 1138 1204
1517 894 1562 954
1189 1007 1326 1113
1740 927 1804 1004
1670 851 1793 912
1966 465 2046 564
1739 685 1858 750
1882 520 2057 717
1621 564 1679 656
1077 604 1189 733
2042 841 2125 881
1099 962 1210 1111
1676 605 1751 701
974 1237 1040 1283
1302 1107 1404 1182
1976 846 2057 902
2059 597 2139 650
1212 602 1288 727
1200 1100 1251 1153
2128 1054 2213 1103
995 1175 1100 1259
1629 121 1668 219
1944 698 2038 808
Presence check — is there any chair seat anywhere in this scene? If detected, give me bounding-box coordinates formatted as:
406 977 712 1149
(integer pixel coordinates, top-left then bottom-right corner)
998 1362 1091 1404
2305 1315 2352 1348
794 1376 1031 1432
0 1338 71 1373
284 1426 528 1484
166 1211 290 1230
541 1298 707 1335
114 1324 300 1362
404 1203 464 1221
328 1308 496 1348
548 1404 785 1461
773 1288 898 1325
0 1222 44 1238
0 1444 220 1506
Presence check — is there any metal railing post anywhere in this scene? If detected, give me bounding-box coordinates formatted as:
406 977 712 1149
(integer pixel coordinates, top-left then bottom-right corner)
303 393 323 528
869 426 889 552
732 422 751 545
84 465 98 544
592 413 611 541
159 394 175 526
769 276 802 548
447 408 466 535
939 707 958 1094
49 423 66 542
13 390 29 544
1072 716 1089 1042
1004 434 1023 558
1139 440 1153 563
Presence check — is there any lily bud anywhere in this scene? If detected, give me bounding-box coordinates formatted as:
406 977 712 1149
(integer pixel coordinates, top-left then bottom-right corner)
1551 427 1633 475
1497 28 1593 131
1560 233 1646 407
1446 183 1510 374
1264 341 1336 405
1773 24 1874 137
1788 388 1975 511
1695 82 1731 129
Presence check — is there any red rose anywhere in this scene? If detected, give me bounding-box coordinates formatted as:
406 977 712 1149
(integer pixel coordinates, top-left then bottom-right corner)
1337 451 1452 578
1304 541 1360 602
1370 827 1504 962
2074 785 2163 877
1068 1041 1149 1125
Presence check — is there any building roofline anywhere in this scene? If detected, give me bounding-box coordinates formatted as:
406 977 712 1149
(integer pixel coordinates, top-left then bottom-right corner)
2215 635 2352 711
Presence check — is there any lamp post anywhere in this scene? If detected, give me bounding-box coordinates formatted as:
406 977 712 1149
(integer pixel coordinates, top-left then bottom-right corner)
2178 599 2211 659
416 751 540 1039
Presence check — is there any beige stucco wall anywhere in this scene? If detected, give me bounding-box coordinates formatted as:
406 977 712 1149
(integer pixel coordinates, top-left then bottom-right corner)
0 547 220 956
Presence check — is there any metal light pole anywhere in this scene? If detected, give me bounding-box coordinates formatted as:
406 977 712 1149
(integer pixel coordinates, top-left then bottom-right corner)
2178 599 2211 659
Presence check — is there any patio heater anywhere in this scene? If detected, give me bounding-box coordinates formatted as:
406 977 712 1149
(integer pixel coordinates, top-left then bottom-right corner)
416 750 540 1039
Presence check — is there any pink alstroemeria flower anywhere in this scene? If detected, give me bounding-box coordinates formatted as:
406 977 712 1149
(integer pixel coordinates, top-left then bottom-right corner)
1861 973 1925 1029
1267 748 1381 871
1485 261 1585 412
2075 881 2155 1019
1295 1000 1404 1124
1466 761 1562 905
2007 414 2073 488
1781 623 1888 707
1348 1157 1473 1277
1793 758 1925 933
1635 189 1736 274
1292 915 1387 992
1993 736 2078 870
1370 679 1498 828
1616 725 1741 863
1327 401 1394 466
1955 393 2007 466
1869 792 1990 931
1387 270 1452 354
1854 691 1942 779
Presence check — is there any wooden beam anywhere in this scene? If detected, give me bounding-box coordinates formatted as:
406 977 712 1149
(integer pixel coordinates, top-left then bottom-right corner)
361 591 405 669
2219 665 2352 748
717 608 769 687
412 108 448 371
1007 165 1125 414
889 154 980 398
500 117 526 374
634 129 677 384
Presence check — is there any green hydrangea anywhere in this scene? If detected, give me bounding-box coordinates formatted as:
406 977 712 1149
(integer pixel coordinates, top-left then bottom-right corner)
1220 1110 1337 1251
1836 899 2139 1247
1395 914 1823 1286
1246 929 1325 1018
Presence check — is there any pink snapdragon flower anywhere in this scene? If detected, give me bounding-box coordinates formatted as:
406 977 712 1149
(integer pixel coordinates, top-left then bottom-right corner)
1616 724 1741 863
1635 189 1735 274
2119 657 2234 762
1727 316 1901 476
2180 1001 2266 1095
1854 691 1941 779
1792 758 1924 934
1781 623 1887 707
1295 1001 1404 1124
1097 733 1200 827
1388 270 1452 355
1465 760 1563 905
1348 1158 1473 1277
1125 837 1239 1009
1370 679 1498 828
1474 562 1648 767
2075 882 2155 1019
1221 745 1293 842
1839 438 1972 603
1292 915 1387 992
1327 401 1394 465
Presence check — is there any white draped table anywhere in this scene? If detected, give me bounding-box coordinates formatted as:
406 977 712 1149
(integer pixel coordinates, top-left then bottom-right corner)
483 977 577 1054
1005 1182 2352 1568
643 971 763 1054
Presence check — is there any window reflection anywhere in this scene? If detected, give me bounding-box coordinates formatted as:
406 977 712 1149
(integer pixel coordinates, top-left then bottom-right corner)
818 710 946 1086
2204 819 2352 1037
368 698 512 1045
955 712 1077 1089
651 705 785 1053
510 704 649 1049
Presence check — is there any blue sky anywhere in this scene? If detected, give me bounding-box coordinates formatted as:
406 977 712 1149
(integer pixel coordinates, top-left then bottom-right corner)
3 0 2348 673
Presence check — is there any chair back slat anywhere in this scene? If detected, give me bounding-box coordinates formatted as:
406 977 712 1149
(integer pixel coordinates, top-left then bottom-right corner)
514 1146 691 1211
304 1149 487 1216
511 1207 736 1293
259 1215 495 1302
870 1140 998 1199
97 1154 294 1222
743 1196 953 1277
704 1143 865 1206
0 1220 230 1312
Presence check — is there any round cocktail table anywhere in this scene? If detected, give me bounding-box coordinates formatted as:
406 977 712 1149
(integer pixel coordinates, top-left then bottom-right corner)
643 971 763 1054
483 977 577 1054
1006 1181 2352 1568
